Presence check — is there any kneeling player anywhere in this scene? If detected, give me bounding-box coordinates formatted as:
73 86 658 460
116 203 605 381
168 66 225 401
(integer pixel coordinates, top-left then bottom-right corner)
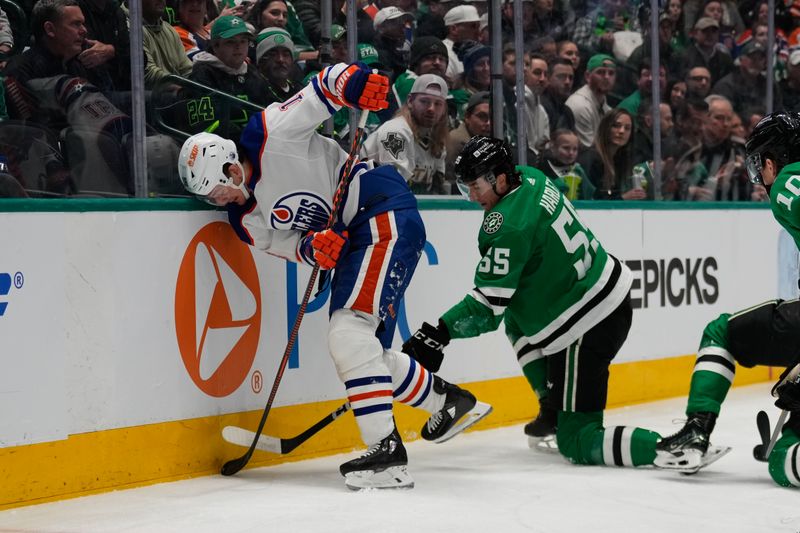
403 136 677 470
178 62 491 490
656 111 800 484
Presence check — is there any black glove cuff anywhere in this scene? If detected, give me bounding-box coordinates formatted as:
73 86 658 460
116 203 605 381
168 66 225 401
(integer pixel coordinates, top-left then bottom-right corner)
437 319 451 344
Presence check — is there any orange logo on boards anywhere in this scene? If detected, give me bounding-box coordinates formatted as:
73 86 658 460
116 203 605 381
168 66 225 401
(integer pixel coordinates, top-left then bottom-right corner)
175 222 261 397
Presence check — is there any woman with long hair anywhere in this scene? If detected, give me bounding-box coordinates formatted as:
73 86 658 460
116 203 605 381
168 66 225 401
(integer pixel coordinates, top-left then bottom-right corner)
579 108 647 200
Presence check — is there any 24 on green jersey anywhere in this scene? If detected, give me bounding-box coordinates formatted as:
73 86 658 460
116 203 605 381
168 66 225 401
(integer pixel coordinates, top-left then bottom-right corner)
440 168 632 355
769 161 800 250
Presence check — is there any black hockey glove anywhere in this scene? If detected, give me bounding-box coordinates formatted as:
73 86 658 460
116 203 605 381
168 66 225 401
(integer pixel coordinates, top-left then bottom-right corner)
772 363 800 412
402 321 451 373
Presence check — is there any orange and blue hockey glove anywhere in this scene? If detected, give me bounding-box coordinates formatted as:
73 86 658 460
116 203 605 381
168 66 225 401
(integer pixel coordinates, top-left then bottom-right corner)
335 62 389 111
299 228 349 270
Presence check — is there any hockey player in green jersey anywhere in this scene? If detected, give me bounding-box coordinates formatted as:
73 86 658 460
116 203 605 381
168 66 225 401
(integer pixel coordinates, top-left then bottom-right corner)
656 111 800 486
402 135 665 468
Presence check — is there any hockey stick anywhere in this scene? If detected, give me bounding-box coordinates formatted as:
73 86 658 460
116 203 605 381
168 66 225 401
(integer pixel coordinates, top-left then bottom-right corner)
223 402 351 455
766 409 789 459
753 409 788 462
220 109 370 476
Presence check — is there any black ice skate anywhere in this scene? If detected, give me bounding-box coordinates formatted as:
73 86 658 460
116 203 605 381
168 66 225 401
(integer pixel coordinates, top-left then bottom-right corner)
654 411 726 472
339 426 413 490
524 400 558 453
422 376 493 444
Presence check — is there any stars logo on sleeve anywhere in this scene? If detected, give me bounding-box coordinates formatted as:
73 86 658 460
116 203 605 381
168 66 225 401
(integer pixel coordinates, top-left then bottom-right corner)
381 132 405 159
482 212 503 234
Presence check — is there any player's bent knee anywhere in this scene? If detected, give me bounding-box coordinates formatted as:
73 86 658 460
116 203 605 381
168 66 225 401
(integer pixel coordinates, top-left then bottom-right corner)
328 308 383 375
556 411 604 465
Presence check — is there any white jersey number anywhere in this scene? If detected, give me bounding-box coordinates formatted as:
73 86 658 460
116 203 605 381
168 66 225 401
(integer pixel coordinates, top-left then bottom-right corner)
478 247 510 276
551 201 598 280
777 175 800 210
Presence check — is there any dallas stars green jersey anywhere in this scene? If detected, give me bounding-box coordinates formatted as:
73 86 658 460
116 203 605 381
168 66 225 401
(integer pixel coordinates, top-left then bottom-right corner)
769 161 800 249
440 169 632 355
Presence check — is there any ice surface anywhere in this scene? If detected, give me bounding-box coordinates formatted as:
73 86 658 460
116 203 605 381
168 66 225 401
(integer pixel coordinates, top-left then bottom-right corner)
1 383 797 533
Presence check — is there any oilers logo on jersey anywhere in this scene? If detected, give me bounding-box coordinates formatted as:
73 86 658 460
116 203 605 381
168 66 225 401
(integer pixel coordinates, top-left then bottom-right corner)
269 191 331 231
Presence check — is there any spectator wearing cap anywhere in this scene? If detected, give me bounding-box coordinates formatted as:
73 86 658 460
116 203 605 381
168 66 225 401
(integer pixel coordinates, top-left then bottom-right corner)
392 36 449 109
361 73 451 194
446 90 491 180
255 27 302 105
329 24 348 64
187 16 269 138
373 6 415 83
711 40 781 115
779 50 800 112
565 53 616 148
443 4 480 85
541 57 576 134
676 16 732 84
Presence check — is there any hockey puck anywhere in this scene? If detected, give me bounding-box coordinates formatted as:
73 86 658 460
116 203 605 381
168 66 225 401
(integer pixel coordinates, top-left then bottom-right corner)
753 444 767 462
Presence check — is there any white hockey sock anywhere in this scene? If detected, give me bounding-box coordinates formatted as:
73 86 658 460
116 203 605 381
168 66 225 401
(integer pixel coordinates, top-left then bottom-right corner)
384 349 445 414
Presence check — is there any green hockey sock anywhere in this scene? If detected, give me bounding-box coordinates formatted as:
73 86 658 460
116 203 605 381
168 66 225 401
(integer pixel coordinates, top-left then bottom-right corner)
557 411 660 466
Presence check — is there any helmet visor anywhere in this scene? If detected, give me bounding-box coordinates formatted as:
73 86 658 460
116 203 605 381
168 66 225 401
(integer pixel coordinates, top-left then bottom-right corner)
455 172 495 202
745 153 764 184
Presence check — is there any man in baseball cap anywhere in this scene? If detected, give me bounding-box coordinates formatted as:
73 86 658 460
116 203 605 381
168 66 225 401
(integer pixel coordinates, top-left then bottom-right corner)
565 53 617 147
443 5 481 82
712 39 775 114
362 73 451 194
373 6 415 82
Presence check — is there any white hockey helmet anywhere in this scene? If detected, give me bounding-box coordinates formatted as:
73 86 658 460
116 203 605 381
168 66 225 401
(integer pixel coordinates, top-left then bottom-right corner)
178 132 242 198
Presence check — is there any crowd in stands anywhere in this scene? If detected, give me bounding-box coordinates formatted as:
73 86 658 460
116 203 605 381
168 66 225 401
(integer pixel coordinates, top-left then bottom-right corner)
0 0 798 200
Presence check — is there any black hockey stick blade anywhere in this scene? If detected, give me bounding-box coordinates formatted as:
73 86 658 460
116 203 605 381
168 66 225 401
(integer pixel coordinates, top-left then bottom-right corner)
222 402 351 455
753 410 771 461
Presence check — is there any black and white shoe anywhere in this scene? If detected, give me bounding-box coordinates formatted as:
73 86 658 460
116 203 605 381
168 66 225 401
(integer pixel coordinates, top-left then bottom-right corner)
339 427 414 490
524 401 558 453
655 411 720 472
422 376 493 444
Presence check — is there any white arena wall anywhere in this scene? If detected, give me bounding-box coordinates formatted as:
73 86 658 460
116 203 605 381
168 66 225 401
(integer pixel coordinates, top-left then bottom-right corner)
0 200 781 507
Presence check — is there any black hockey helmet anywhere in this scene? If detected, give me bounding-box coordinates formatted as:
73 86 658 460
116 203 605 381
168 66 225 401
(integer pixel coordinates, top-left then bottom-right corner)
745 111 800 184
453 136 517 187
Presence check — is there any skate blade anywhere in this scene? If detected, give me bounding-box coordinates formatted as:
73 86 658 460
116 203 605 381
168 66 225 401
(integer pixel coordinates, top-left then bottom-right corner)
654 445 731 474
527 434 559 454
430 401 493 444
680 445 732 475
654 448 703 471
344 465 414 491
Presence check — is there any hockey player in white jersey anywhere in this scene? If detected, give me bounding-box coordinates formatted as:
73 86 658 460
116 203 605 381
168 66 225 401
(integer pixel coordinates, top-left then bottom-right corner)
178 62 491 490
